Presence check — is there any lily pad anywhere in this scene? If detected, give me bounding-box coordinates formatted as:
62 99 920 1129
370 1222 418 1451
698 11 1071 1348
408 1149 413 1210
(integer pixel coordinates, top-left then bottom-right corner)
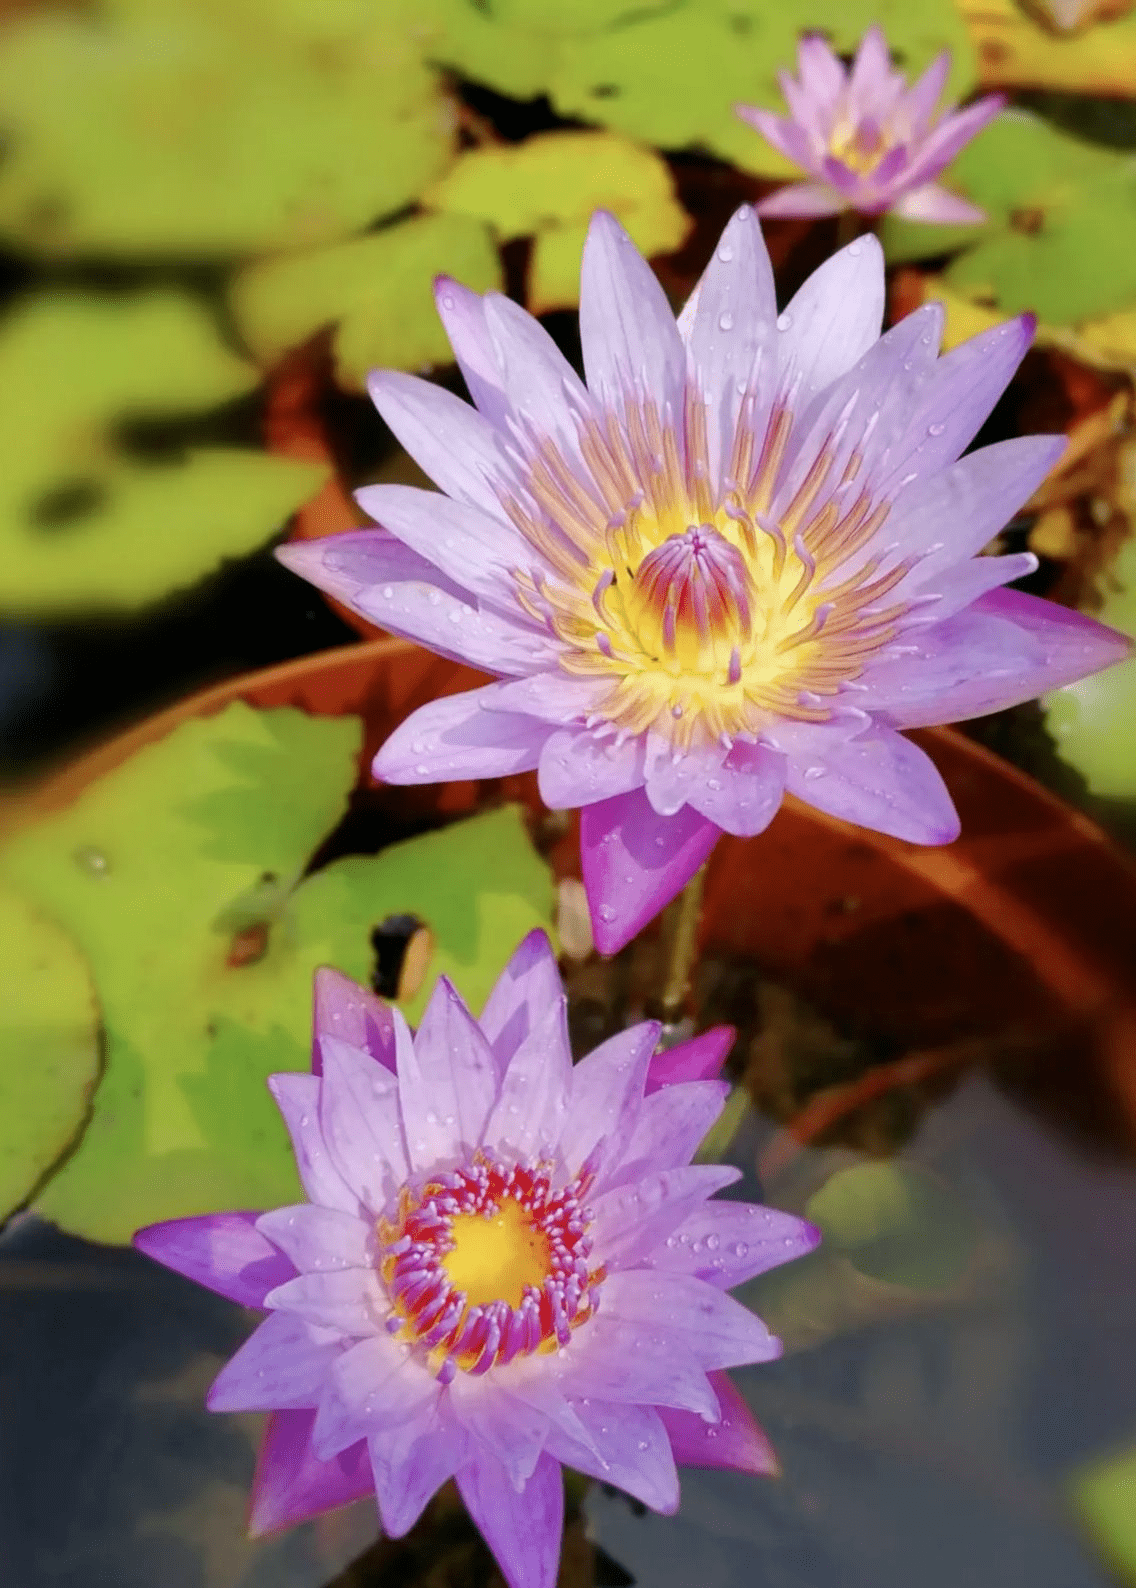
0 10 455 257
0 292 328 615
805 1160 980 1291
231 212 502 389
959 0 1136 96
0 704 554 1242
1044 534 1136 798
1071 1443 1136 1586
0 885 102 1221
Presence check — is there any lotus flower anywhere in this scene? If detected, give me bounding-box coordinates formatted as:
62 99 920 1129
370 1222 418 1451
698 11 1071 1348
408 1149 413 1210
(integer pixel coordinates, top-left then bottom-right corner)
737 27 1003 223
134 934 816 1588
278 207 1130 954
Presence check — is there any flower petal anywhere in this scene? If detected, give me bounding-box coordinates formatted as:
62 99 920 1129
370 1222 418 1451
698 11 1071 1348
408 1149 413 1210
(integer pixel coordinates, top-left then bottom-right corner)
685 739 787 837
553 1311 720 1418
579 210 686 417
265 1267 387 1336
483 995 572 1160
410 975 504 1157
600 1269 781 1370
538 726 646 809
900 51 951 137
659 1372 778 1477
848 24 896 109
483 291 594 460
478 928 563 1068
776 235 886 407
354 483 536 604
255 1204 375 1275
456 1450 564 1588
312 966 396 1076
558 1020 660 1182
448 1376 550 1488
267 1073 361 1216
914 550 1038 622
546 1400 680 1514
369 1402 464 1536
796 32 846 113
322 1335 439 1455
482 668 611 724
890 182 986 225
732 105 817 171
580 788 720 957
616 1079 731 1179
317 1035 409 1213
756 182 845 218
372 685 550 786
433 277 508 425
207 1310 341 1412
642 1200 821 1288
367 368 506 520
645 1025 735 1094
590 1164 742 1270
133 1212 295 1308
785 724 961 845
249 1409 373 1536
902 95 1005 189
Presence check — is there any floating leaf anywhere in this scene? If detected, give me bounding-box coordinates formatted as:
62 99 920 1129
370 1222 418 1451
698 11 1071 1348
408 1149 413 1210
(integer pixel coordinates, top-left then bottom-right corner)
1044 534 1136 798
0 704 554 1241
804 1161 980 1290
0 10 455 256
0 292 328 615
959 0 1136 96
1071 1443 1136 1586
231 212 502 389
424 131 690 313
0 885 102 1221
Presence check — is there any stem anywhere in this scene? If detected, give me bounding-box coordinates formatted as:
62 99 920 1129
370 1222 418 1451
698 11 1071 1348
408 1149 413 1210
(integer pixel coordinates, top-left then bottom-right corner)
659 866 707 1021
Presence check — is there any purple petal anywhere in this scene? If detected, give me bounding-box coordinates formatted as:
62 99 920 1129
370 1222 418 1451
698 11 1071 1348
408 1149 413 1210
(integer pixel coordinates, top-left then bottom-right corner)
645 1025 735 1094
659 1372 778 1477
756 182 845 218
448 1376 550 1488
914 550 1039 621
478 928 563 1067
558 1021 660 1182
268 1073 361 1217
317 1035 408 1213
433 277 508 425
367 369 506 520
545 1400 679 1514
579 210 686 416
580 788 720 956
590 1164 742 1270
249 1409 373 1536
255 1204 374 1275
796 32 846 112
685 739 787 836
395 992 498 1167
312 966 396 1076
776 235 886 409
538 725 646 809
369 1403 464 1536
354 483 535 605
264 1268 387 1336
207 1311 341 1412
733 105 818 172
483 291 594 462
903 95 1005 189
372 686 550 785
642 1200 821 1288
480 668 611 724
599 1269 780 1369
848 25 896 110
901 51 951 137
483 995 572 1160
326 1336 439 1450
554 1311 720 1418
133 1213 295 1308
457 1450 564 1588
778 64 836 147
616 1079 731 1178
890 182 986 225
785 724 961 845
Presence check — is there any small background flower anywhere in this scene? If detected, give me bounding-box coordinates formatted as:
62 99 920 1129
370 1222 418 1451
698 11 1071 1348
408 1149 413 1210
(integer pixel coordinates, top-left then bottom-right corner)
134 932 818 1588
737 26 1004 223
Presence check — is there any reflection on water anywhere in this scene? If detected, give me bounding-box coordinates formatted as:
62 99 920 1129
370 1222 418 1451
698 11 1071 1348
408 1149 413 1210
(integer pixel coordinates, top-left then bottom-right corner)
2 1070 1133 1588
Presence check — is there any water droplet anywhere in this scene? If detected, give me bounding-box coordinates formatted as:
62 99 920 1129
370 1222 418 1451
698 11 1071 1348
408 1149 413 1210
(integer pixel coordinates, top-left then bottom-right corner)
803 765 826 780
415 764 428 775
706 778 721 791
847 239 862 256
637 1439 650 1451
671 703 683 717
927 421 945 437
706 1234 720 1251
717 242 735 263
441 293 455 310
73 845 110 877
447 608 462 623
731 1241 749 1258
718 311 734 332
777 311 793 331
382 586 394 599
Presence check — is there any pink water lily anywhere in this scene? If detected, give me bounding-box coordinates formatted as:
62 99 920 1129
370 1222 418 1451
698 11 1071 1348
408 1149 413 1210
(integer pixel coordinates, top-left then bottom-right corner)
278 207 1130 954
135 935 816 1588
738 27 1003 223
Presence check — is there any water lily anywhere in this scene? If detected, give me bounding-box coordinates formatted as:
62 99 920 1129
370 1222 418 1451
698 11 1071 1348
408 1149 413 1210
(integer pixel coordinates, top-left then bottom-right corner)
737 27 1003 223
278 207 1130 954
135 934 815 1588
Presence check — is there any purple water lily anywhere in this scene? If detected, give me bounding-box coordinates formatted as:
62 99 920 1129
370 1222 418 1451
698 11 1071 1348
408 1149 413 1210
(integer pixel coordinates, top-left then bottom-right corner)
277 207 1130 954
135 934 816 1588
737 27 1003 223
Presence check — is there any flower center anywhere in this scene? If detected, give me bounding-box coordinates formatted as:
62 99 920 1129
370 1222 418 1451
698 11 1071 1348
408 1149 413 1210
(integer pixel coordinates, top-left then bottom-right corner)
624 524 753 677
829 114 887 175
378 1153 601 1379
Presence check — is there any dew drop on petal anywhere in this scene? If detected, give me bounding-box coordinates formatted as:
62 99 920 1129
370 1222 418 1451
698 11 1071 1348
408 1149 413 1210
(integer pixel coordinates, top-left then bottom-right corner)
731 1241 748 1258
804 765 827 780
382 586 394 599
718 311 734 332
717 242 735 263
927 421 945 437
777 312 793 331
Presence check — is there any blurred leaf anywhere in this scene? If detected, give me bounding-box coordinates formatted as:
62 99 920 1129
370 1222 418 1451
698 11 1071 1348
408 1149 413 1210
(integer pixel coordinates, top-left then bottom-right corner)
0 885 102 1221
805 1161 980 1290
1044 532 1136 797
915 279 1011 351
231 212 502 389
424 131 690 312
959 0 1136 96
0 11 455 256
1071 1443 1136 1586
0 704 554 1241
0 293 328 615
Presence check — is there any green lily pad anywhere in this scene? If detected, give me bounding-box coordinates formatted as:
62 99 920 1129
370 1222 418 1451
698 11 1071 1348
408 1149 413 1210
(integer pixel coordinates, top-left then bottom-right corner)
0 704 555 1242
805 1160 980 1291
884 113 1136 325
0 885 102 1221
1044 535 1136 798
0 10 455 257
1071 1443 1136 1586
0 292 328 615
231 212 502 389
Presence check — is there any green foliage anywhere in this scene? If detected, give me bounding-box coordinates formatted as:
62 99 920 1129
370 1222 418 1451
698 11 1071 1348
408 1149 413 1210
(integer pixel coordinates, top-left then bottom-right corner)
0 886 102 1221
0 292 327 615
884 113 1136 325
0 10 455 257
1071 1443 1136 1586
0 704 554 1243
1044 535 1136 798
805 1161 980 1290
231 213 503 389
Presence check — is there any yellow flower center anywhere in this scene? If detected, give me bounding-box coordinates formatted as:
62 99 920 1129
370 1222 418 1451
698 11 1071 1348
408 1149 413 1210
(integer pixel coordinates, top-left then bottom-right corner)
443 1196 551 1309
828 115 888 175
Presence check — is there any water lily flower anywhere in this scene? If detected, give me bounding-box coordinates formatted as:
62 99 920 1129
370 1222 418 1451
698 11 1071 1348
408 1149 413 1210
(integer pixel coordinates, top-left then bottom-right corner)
737 27 1003 223
278 207 1130 954
135 934 816 1588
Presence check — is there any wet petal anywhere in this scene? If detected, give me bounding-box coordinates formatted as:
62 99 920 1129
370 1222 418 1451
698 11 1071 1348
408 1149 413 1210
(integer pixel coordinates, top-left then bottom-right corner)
411 975 503 1155
324 1335 439 1451
642 1200 821 1288
645 1025 735 1094
478 928 563 1067
255 1204 374 1275
685 739 787 837
369 1404 464 1536
265 1267 387 1336
483 995 572 1160
312 966 396 1076
268 1073 361 1217
616 1079 731 1178
372 686 550 786
354 483 538 604
207 1311 341 1412
659 1372 778 1477
546 1400 679 1513
600 1269 780 1369
433 277 508 425
133 1212 295 1308
249 1409 373 1536
776 235 886 407
554 1310 720 1418
367 369 507 520
579 210 686 416
538 725 646 808
318 1035 409 1213
590 1164 741 1270
449 1376 550 1488
785 724 961 845
456 1450 564 1588
558 1021 660 1182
